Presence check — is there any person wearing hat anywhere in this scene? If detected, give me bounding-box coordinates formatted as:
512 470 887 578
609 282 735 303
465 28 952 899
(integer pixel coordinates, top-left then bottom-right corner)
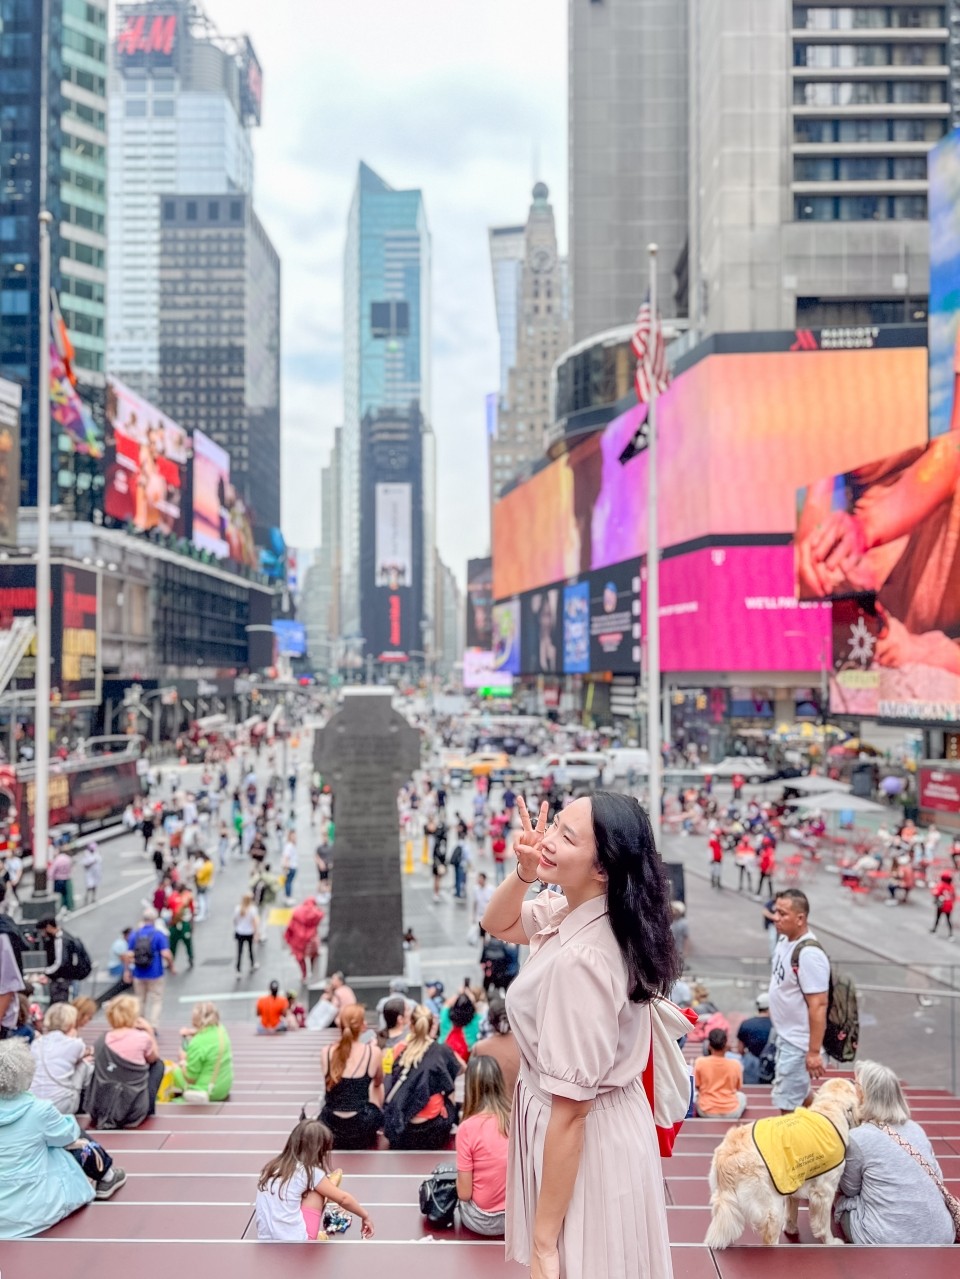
737 993 772 1085
424 980 444 1019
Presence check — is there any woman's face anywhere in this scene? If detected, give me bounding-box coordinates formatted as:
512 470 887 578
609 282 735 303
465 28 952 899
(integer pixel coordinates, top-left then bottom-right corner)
537 796 605 894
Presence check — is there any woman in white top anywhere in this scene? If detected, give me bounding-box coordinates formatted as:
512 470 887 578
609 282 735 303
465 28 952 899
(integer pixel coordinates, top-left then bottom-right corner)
30 1003 93 1115
233 893 260 978
82 843 102 906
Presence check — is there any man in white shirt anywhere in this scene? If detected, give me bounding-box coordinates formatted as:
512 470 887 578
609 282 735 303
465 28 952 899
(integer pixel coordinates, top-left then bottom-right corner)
281 831 298 904
768 888 831 1113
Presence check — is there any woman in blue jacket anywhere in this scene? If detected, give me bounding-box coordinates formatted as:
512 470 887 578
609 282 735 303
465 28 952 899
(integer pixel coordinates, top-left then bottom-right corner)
0 1040 125 1238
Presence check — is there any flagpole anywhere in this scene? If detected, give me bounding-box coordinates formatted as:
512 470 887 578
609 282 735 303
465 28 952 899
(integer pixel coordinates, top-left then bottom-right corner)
646 243 662 849
33 210 53 897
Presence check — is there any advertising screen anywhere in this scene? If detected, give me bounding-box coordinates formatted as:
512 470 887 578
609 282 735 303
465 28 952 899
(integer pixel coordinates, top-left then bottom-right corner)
463 649 513 691
192 429 257 567
0 377 20 545
104 379 189 536
273 620 306 658
493 345 928 600
239 37 263 126
375 483 413 589
562 582 590 674
646 544 832 675
0 562 100 705
797 435 960 723
466 556 494 650
116 10 180 70
918 765 960 816
491 599 521 676
521 586 563 675
929 129 960 440
588 559 641 674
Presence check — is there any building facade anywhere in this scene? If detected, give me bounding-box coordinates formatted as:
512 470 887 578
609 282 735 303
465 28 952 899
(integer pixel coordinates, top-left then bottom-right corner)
158 192 281 531
301 427 341 672
568 0 690 339
0 0 109 505
434 553 464 681
688 0 947 334
488 223 526 402
107 0 259 406
342 162 433 654
489 183 571 506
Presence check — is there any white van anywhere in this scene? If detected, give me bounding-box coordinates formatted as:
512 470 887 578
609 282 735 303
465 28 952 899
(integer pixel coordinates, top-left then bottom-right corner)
603 748 650 785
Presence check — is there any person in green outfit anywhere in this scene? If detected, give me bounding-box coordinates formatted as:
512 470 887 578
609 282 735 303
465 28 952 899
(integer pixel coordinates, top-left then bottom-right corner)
167 885 195 971
170 1002 232 1101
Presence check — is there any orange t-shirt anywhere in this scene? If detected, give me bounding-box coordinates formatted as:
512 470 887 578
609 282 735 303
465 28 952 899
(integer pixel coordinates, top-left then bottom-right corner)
257 993 289 1030
693 1054 743 1114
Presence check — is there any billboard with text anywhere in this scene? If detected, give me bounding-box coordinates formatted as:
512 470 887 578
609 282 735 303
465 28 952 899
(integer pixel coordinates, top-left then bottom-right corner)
104 378 189 536
466 556 494 651
375 483 413 589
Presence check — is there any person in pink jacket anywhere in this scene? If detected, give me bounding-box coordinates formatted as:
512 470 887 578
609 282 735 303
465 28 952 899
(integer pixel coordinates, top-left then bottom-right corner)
284 896 324 981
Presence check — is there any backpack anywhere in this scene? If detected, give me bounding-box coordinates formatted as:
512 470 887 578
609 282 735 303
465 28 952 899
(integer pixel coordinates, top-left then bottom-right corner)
418 1163 458 1229
63 932 92 982
758 1031 778 1085
132 928 157 970
791 940 859 1064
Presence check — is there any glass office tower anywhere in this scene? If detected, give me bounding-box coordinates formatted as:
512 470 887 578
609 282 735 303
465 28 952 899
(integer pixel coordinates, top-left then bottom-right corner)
342 162 433 656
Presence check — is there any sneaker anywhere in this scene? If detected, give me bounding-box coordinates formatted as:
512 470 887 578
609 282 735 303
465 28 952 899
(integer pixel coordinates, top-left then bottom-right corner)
95 1167 127 1200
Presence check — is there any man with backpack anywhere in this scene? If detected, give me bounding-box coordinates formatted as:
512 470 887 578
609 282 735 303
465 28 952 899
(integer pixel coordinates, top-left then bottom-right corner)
768 888 831 1113
126 907 173 1027
36 916 93 1005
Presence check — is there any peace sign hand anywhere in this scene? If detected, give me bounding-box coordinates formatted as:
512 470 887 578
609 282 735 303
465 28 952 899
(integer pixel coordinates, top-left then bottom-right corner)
515 797 548 882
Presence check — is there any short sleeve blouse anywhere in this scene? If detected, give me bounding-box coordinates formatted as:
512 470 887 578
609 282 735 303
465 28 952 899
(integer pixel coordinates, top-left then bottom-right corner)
507 891 651 1103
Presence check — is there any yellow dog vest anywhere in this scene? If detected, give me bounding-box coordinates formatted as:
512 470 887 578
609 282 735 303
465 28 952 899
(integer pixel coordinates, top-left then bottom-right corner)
752 1109 846 1195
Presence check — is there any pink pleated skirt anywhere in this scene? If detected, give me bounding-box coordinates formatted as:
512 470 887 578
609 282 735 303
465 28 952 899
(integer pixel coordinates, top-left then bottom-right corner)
505 1068 674 1279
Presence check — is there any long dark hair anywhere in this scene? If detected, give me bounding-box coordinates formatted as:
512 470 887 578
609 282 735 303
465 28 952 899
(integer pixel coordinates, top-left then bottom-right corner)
590 792 681 1003
257 1118 332 1196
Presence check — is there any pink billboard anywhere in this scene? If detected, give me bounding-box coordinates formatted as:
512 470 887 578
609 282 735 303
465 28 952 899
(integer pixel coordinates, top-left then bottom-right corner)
642 544 832 674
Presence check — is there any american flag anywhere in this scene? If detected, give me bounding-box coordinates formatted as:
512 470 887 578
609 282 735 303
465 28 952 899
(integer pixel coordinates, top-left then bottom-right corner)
631 294 670 404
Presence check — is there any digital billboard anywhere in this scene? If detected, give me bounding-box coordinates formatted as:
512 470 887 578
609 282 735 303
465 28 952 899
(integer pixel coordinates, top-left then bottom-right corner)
929 128 960 440
192 429 257 567
273 620 306 658
493 345 929 600
116 9 180 70
466 557 494 651
797 434 960 723
463 649 513 691
918 766 960 816
239 37 263 126
491 599 521 676
0 562 100 705
562 582 590 674
521 586 563 676
375 483 413 589
588 559 641 674
0 378 20 545
104 379 189 536
647 544 831 675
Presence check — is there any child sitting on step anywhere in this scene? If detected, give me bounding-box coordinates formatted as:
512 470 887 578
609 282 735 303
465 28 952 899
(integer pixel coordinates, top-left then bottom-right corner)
255 1116 375 1242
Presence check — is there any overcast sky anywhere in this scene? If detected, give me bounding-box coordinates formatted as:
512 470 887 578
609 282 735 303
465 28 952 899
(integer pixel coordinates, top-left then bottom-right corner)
197 0 567 583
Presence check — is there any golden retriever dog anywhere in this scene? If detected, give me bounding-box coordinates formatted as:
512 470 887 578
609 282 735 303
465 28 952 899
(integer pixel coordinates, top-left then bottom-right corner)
704 1078 860 1247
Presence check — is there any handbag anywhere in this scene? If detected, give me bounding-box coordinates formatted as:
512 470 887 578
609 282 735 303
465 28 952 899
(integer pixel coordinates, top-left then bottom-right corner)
418 1162 458 1229
874 1122 960 1242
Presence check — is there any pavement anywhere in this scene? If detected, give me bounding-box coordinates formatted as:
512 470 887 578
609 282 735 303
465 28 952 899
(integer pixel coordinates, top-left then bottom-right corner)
18 743 960 1091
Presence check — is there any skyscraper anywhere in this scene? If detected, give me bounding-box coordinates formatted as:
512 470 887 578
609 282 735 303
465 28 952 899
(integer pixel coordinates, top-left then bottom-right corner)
0 0 109 504
688 0 943 333
158 193 281 531
568 0 689 340
342 162 433 657
489 184 570 506
488 224 526 402
107 1 260 405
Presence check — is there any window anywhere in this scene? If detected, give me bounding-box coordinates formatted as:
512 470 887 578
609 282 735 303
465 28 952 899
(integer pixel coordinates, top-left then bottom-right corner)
796 197 835 220
892 156 928 179
892 80 944 103
795 157 835 181
795 119 835 143
152 99 174 117
208 201 220 220
163 200 175 220
230 201 242 222
838 195 888 219
892 194 927 218
838 157 888 180
837 119 889 142
893 118 944 141
186 201 197 221
125 99 147 118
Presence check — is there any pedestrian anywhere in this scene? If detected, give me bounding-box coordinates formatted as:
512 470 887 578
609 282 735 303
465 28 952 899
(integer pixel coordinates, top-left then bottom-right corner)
472 871 493 942
431 837 447 904
234 892 260 978
81 842 102 907
283 896 323 982
930 871 955 939
670 901 689 964
734 835 756 895
482 793 679 1278
768 888 830 1113
281 830 298 904
451 840 468 900
756 836 775 898
50 845 75 913
140 812 155 853
708 830 723 889
732 772 745 801
125 908 174 1027
217 821 230 870
491 830 507 886
194 852 213 922
96 928 134 1007
167 885 195 970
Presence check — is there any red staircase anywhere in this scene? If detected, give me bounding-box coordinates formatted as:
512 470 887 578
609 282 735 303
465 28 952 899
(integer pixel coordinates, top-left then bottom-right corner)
4 1028 957 1277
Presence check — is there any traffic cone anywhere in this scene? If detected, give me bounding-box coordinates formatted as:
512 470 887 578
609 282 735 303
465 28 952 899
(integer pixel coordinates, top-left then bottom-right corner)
404 840 414 874
421 836 429 865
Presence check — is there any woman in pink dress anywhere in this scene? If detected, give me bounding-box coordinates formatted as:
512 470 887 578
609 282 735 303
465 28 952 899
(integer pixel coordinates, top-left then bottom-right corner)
483 793 680 1279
